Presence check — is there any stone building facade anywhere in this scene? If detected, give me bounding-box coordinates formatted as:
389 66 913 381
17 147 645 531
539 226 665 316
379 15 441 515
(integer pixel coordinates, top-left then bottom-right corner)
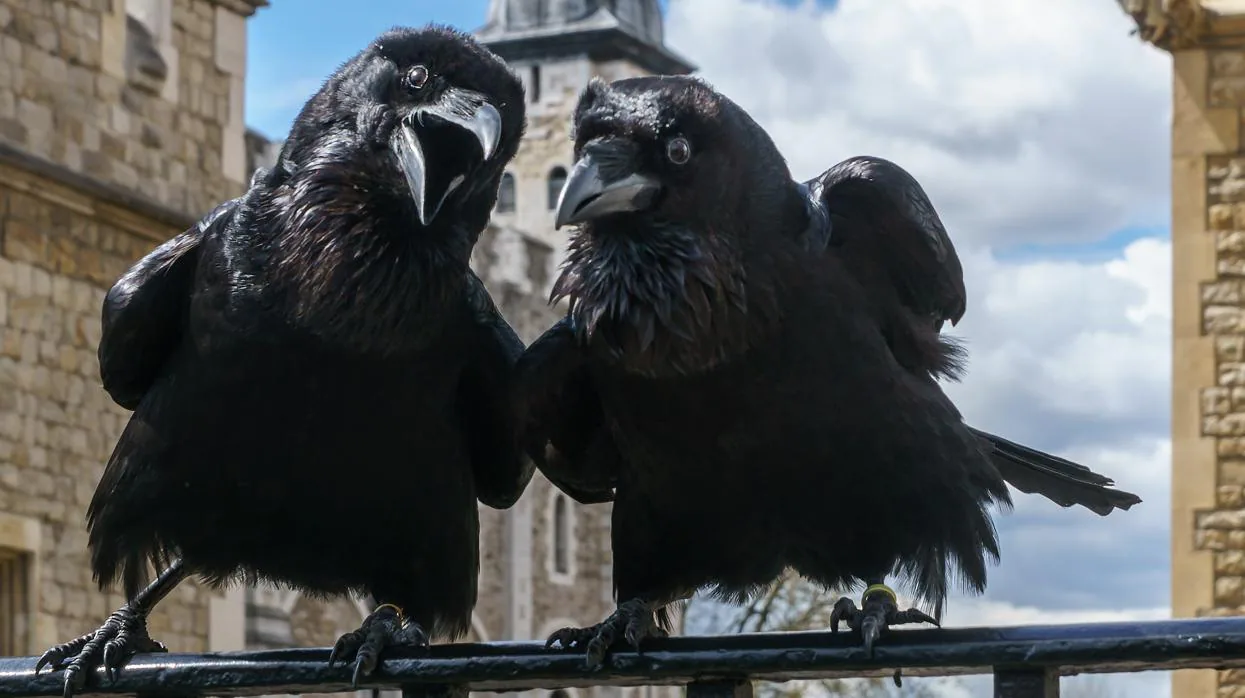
0 2 696 698
1119 1 1245 697
0 0 261 662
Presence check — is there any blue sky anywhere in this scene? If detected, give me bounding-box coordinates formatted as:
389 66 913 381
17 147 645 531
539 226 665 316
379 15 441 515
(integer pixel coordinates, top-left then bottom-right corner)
248 0 671 139
246 0 489 138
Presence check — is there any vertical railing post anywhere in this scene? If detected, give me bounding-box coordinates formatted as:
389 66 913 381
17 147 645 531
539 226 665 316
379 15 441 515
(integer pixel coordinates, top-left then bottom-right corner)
401 684 467 698
993 666 1059 698
686 679 754 698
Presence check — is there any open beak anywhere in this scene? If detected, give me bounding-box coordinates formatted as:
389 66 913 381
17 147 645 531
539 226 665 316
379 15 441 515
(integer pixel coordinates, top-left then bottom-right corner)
554 138 663 229
390 86 503 227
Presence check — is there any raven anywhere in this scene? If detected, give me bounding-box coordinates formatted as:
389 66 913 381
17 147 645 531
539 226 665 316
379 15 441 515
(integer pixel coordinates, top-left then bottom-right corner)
35 25 529 696
516 75 1141 667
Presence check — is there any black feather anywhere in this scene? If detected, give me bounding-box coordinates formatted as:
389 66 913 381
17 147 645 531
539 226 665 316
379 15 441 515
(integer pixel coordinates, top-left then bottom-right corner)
800 156 1141 516
82 24 529 643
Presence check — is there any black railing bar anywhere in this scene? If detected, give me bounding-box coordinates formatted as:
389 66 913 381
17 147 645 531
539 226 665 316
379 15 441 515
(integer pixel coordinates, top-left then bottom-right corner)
1 617 1243 697
994 666 1059 698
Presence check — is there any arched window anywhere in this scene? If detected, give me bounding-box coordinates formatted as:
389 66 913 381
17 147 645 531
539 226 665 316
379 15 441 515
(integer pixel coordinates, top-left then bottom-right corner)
496 172 516 213
547 166 567 210
553 494 570 575
530 65 542 103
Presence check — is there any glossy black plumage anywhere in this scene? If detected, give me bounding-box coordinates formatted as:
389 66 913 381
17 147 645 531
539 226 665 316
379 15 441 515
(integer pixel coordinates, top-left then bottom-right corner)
800 155 1142 517
515 75 1141 666
37 25 529 696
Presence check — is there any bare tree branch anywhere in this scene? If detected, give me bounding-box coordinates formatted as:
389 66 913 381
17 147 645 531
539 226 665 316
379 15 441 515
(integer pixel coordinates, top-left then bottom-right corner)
684 574 961 698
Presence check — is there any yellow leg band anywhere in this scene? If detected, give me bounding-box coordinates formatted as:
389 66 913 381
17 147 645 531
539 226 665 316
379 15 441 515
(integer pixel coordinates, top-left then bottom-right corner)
374 603 405 622
863 584 897 604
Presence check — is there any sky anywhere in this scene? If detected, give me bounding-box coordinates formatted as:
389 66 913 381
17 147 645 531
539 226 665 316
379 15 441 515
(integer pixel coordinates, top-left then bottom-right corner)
246 2 1174 697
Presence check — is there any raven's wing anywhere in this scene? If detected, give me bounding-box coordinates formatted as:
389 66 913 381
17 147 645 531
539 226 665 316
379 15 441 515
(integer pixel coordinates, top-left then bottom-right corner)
802 156 1141 516
514 317 619 505
967 427 1141 515
99 199 237 410
459 271 537 510
802 155 966 333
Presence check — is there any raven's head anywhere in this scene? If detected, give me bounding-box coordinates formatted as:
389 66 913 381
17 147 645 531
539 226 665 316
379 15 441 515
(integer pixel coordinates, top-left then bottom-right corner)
554 75 797 238
286 25 525 228
551 76 801 377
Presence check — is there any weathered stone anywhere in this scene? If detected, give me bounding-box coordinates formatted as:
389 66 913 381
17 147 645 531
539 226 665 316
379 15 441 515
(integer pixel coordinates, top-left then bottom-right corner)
1223 256 1245 277
1224 363 1245 386
1212 203 1236 229
1201 510 1245 530
1207 387 1234 415
1221 337 1245 363
1214 51 1245 78
1214 165 1245 202
1207 281 1245 304
1221 487 1245 509
1222 552 1245 577
1218 576 1245 606
1213 76 1245 107
1205 413 1245 436
1199 529 1229 551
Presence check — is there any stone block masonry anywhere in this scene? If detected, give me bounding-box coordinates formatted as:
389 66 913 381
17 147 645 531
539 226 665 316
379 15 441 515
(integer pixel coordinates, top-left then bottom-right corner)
0 161 211 655
1189 45 1245 698
0 0 248 222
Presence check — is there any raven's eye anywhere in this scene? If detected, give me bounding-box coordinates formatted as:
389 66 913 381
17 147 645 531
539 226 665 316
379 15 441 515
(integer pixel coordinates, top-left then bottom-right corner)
404 65 430 90
666 137 691 165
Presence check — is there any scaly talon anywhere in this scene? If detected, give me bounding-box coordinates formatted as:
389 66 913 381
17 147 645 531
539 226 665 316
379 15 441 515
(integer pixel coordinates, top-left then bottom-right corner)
829 583 938 658
329 604 429 687
33 604 166 698
544 598 664 669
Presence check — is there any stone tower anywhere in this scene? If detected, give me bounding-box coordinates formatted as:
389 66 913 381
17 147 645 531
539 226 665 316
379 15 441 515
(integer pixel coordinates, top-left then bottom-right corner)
475 0 696 292
0 0 265 659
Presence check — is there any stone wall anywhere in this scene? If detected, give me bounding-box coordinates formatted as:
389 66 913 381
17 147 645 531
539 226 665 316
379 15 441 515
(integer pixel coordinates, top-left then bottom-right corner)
0 0 249 222
0 0 258 663
1174 44 1245 698
0 160 211 655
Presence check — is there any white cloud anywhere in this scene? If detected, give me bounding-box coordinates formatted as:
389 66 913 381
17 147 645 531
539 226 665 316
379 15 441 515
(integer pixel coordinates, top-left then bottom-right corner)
946 238 1171 454
938 597 1172 698
663 2 1176 696
665 0 1172 248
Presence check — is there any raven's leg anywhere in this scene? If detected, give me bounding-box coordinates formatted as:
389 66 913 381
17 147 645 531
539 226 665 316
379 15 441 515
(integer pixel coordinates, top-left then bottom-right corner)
35 558 189 698
545 597 669 668
329 602 430 687
829 578 938 655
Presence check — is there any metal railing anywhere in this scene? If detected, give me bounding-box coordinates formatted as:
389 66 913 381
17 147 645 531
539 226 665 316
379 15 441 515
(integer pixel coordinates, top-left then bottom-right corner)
2 617 1244 698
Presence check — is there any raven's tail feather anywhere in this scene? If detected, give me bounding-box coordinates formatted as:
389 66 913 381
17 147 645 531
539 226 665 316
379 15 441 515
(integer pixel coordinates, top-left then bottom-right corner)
969 427 1142 516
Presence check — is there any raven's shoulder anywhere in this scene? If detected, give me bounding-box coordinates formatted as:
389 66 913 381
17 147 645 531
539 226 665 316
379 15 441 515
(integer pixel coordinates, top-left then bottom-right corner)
99 197 241 410
799 155 967 332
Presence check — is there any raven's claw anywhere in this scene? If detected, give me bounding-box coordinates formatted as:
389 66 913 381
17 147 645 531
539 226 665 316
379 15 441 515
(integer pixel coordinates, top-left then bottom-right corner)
329 604 429 687
829 584 938 657
544 598 667 669
34 604 167 698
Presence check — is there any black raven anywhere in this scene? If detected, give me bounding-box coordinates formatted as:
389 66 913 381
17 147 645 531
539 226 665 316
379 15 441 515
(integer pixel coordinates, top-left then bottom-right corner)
34 25 529 696
515 75 1141 667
